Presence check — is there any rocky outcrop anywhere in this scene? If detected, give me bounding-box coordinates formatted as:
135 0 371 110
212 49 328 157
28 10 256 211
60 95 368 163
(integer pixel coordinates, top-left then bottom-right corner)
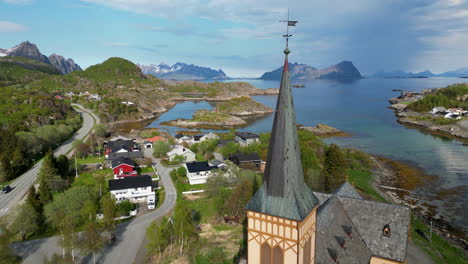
162 116 247 129
299 124 349 137
260 61 362 81
48 54 82 75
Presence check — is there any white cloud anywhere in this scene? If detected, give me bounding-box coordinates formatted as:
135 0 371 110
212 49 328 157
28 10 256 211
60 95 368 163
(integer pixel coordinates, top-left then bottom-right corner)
0 21 28 32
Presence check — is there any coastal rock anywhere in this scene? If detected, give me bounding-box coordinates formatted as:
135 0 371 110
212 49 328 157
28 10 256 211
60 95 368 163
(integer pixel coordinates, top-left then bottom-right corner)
299 124 348 137
163 116 247 129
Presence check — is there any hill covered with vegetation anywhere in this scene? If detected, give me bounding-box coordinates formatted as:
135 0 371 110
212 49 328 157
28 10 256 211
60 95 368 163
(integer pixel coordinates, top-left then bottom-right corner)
408 83 468 112
0 56 59 87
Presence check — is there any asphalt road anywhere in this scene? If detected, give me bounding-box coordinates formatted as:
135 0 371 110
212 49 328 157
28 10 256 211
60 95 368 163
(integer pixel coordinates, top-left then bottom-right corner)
0 104 99 217
11 147 177 264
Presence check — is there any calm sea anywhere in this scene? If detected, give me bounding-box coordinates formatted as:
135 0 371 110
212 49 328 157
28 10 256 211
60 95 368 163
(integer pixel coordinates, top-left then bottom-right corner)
148 77 468 232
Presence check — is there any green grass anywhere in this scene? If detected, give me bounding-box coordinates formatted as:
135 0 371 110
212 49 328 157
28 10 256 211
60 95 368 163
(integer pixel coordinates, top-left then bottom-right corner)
192 110 233 122
348 169 387 202
156 189 166 210
184 196 217 223
410 115 461 125
140 166 154 173
77 156 105 165
411 214 468 264
72 169 113 187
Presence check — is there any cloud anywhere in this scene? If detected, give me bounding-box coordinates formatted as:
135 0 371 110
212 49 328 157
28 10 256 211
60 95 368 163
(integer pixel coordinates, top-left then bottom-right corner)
0 21 28 32
101 42 129 47
83 0 468 72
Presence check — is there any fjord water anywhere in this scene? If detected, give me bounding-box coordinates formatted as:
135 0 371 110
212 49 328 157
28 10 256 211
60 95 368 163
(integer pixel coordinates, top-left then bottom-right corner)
149 77 468 232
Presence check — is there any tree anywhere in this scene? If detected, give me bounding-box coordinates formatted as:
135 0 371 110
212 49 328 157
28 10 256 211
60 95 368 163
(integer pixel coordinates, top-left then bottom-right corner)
173 154 185 164
101 193 116 243
55 155 70 178
146 218 171 260
323 144 347 192
26 185 41 212
9 203 39 240
79 222 104 264
94 124 107 138
38 152 68 193
173 203 198 255
153 140 170 158
223 179 253 221
39 180 53 205
0 225 18 264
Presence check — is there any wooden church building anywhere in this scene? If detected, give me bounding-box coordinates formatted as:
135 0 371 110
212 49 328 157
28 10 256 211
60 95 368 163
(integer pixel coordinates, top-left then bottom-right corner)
245 33 410 264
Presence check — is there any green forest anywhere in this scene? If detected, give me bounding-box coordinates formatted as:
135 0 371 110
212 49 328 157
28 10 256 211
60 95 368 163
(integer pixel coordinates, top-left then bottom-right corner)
408 83 468 112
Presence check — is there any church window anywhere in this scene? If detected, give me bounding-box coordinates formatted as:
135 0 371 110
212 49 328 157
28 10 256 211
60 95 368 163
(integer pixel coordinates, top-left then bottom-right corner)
272 246 283 264
261 243 271 264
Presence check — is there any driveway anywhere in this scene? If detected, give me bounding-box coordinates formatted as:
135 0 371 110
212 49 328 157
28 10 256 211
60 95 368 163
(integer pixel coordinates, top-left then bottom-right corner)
11 145 177 264
0 104 99 217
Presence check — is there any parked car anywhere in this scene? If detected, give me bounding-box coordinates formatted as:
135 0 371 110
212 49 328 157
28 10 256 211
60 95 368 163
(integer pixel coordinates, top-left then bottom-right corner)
1 185 11 194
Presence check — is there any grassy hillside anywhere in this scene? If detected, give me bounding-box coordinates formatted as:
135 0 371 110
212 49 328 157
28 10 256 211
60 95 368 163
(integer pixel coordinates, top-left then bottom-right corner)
0 56 59 87
215 96 272 115
408 83 468 112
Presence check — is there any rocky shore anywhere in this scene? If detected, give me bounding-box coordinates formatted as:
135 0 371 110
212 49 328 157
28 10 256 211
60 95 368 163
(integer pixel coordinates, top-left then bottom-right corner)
388 102 468 140
298 124 349 137
161 115 247 129
371 156 468 251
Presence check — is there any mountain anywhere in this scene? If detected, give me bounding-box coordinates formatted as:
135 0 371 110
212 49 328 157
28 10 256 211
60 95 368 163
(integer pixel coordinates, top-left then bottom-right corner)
48 54 82 75
0 41 82 75
438 67 468 77
372 70 436 78
260 61 362 81
138 62 227 80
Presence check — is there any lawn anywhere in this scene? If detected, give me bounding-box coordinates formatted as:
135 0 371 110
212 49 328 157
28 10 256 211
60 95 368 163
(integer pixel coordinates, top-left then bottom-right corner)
348 169 386 202
77 156 105 165
72 168 113 187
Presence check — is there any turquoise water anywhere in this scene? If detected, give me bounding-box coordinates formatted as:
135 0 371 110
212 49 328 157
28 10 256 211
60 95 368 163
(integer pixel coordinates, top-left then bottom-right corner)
148 78 468 232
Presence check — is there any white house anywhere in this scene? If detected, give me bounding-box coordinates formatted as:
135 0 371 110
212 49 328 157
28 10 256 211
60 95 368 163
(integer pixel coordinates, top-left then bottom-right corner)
90 94 101 100
175 134 193 144
184 161 217 185
167 145 196 162
235 132 260 146
108 175 156 209
199 132 219 142
430 107 447 115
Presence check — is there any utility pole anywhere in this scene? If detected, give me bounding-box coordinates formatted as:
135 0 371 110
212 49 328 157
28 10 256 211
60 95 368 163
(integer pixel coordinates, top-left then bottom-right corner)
430 220 433 245
75 155 78 178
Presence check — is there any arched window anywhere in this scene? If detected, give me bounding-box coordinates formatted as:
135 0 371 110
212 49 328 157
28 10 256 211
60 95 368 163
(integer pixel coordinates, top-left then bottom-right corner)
383 224 391 237
261 243 271 264
273 246 283 264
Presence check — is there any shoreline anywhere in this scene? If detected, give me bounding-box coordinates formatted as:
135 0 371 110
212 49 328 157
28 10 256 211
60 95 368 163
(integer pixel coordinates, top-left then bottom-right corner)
388 101 468 142
371 156 467 251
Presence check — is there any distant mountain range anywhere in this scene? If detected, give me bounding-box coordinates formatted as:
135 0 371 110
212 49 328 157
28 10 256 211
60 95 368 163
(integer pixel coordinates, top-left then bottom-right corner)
372 68 468 78
260 61 362 81
138 62 227 80
0 41 82 75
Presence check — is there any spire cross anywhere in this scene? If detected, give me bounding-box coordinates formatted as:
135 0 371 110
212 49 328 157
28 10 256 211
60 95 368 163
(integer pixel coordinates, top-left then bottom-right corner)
279 9 298 49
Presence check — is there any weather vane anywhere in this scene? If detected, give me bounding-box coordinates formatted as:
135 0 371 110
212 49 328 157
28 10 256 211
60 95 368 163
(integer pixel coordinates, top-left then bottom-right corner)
279 9 298 49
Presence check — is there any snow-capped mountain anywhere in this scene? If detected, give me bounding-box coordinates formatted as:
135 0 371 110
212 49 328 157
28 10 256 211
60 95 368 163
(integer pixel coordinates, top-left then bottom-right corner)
0 41 82 75
138 62 227 80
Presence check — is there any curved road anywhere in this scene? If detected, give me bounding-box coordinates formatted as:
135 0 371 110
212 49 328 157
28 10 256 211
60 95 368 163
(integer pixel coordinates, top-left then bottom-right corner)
0 104 99 217
11 145 177 264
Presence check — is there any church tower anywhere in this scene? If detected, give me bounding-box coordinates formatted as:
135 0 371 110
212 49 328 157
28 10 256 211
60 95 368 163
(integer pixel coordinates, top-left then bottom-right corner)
245 21 319 264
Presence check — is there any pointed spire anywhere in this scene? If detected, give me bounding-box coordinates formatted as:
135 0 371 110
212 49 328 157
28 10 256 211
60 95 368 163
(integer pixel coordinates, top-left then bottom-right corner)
245 26 318 221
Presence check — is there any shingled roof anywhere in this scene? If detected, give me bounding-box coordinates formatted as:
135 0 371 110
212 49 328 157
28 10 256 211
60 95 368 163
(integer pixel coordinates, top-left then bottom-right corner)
314 182 410 263
246 47 318 221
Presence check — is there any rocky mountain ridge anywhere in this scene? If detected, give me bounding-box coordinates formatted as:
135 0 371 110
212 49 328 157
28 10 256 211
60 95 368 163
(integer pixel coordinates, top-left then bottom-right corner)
138 62 227 80
372 68 468 78
0 41 82 75
260 61 362 81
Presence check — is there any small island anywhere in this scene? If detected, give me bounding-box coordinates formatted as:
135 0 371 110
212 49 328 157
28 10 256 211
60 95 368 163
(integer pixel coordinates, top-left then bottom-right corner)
388 83 468 140
298 124 349 137
162 97 273 129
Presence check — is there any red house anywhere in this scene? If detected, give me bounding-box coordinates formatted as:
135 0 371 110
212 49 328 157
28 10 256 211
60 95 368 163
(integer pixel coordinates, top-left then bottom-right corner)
112 157 138 179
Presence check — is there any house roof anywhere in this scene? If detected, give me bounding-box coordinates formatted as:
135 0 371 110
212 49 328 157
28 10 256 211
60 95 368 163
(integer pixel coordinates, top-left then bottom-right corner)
108 151 143 160
111 157 135 168
174 133 185 139
109 175 152 191
109 135 131 142
246 47 318 221
193 135 203 142
111 145 132 153
167 145 194 157
313 182 410 263
235 132 259 140
230 153 262 162
185 161 217 173
146 136 165 142
210 160 226 167
108 139 134 151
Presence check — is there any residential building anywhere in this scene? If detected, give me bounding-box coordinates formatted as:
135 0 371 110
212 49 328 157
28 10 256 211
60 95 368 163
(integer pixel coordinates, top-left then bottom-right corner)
105 139 138 158
174 133 193 144
109 175 156 209
245 44 410 264
430 106 447 115
106 151 143 167
167 145 196 162
184 161 218 185
112 157 138 179
235 132 260 146
209 159 228 170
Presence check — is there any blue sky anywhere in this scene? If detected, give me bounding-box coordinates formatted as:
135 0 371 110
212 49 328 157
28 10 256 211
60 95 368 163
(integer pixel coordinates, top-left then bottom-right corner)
1 0 467 77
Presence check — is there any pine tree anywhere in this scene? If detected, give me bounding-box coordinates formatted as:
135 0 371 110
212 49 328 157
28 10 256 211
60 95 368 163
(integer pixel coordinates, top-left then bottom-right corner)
39 180 53 205
27 186 41 212
323 144 347 192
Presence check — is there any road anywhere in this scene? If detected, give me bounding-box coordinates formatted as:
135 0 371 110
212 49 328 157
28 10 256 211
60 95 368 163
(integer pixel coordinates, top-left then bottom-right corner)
0 104 99 217
11 147 177 264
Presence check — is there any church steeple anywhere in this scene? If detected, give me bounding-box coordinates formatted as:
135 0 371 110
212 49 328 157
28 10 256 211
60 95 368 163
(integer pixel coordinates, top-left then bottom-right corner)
246 21 318 221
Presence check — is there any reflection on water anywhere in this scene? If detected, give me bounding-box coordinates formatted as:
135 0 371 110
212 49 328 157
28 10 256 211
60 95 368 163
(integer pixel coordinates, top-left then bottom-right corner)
148 77 468 232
